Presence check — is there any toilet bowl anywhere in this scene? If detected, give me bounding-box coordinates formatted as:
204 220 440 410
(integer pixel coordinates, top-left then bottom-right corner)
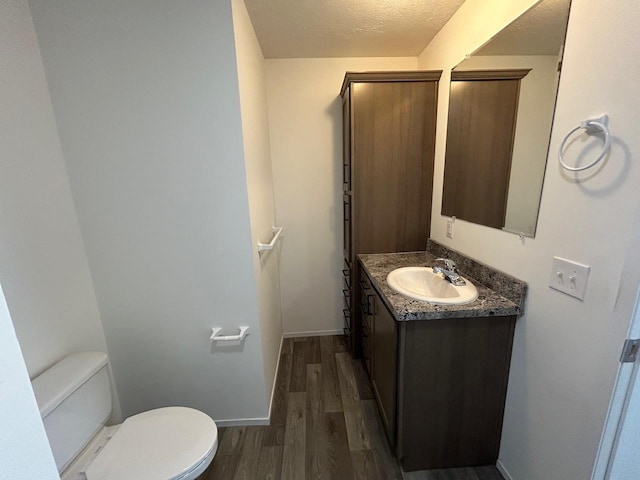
31 352 218 480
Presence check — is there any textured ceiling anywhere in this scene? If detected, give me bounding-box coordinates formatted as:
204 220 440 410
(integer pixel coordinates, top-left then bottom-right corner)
243 0 466 58
475 0 571 56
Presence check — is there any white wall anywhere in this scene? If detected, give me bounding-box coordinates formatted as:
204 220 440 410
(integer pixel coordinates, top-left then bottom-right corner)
0 0 110 381
28 0 269 423
231 0 283 407
0 284 59 480
418 0 640 478
265 56 417 335
459 55 560 236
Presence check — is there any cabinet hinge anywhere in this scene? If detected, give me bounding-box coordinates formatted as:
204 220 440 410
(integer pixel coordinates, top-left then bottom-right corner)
620 339 640 363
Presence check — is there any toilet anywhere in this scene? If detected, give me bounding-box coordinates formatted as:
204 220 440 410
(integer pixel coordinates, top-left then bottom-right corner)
31 352 218 480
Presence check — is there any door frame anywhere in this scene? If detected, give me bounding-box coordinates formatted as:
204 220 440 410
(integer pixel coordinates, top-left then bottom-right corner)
591 210 640 479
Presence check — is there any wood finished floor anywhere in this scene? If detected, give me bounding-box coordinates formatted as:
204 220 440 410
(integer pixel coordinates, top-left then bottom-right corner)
196 335 505 480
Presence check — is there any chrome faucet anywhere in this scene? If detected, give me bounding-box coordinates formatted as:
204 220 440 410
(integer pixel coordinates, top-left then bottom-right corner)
432 258 467 286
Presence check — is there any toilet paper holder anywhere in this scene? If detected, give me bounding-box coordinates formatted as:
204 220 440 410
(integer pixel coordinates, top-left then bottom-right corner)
210 326 249 342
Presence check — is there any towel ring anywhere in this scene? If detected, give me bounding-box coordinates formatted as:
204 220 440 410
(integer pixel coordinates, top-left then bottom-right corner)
558 115 610 172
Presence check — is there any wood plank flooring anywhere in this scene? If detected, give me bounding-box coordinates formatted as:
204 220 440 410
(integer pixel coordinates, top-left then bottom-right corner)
197 335 505 480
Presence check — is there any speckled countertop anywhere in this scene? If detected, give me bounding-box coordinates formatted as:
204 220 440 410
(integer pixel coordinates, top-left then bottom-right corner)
359 248 526 321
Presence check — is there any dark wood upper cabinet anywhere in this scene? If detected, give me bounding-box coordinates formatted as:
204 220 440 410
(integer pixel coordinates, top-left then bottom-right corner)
340 71 441 356
442 69 529 229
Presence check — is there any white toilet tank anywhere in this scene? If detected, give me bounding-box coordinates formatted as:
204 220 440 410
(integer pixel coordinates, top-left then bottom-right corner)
31 352 112 473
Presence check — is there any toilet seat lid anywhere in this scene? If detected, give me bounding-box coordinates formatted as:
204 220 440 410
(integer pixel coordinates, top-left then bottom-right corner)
85 406 217 480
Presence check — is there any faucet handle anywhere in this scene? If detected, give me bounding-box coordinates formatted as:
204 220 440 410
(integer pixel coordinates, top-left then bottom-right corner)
435 258 457 271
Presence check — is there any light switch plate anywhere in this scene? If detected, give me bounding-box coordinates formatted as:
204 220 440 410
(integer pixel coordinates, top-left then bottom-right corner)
549 256 590 300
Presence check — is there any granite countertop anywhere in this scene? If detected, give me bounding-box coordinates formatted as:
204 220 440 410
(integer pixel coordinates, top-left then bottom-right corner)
359 250 525 321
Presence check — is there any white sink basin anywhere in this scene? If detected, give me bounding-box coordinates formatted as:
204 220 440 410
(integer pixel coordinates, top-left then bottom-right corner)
386 267 478 305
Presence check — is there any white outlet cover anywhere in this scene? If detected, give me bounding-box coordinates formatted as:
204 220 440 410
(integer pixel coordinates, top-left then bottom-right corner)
549 256 591 300
446 219 454 239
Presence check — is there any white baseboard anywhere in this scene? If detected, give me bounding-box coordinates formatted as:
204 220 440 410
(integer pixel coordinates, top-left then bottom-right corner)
266 335 284 422
283 329 342 338
214 417 270 427
497 459 514 480
215 331 341 428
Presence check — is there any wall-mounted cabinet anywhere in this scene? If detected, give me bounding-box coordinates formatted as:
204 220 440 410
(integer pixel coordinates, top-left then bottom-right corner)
340 71 441 356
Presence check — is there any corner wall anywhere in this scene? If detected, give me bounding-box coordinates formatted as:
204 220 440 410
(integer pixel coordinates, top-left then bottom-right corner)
0 0 110 379
29 0 269 422
265 56 417 335
418 0 640 478
231 0 284 408
0 285 58 480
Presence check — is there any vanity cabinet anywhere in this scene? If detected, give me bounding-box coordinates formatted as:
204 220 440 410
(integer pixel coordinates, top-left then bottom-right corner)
359 263 517 471
358 273 372 372
371 290 398 445
342 259 352 338
360 270 398 446
340 71 441 356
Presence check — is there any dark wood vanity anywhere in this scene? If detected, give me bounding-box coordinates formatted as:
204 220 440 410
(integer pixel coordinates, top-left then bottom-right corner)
358 246 526 472
339 69 530 473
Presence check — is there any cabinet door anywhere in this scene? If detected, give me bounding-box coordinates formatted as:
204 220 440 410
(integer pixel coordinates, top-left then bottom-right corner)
397 315 517 470
371 293 397 445
352 81 437 254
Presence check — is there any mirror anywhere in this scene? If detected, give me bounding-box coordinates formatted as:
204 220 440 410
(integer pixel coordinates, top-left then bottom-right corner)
441 0 571 237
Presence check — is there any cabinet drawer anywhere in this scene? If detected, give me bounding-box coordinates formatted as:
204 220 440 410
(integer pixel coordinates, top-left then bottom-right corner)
359 278 372 312
359 276 371 293
360 295 374 318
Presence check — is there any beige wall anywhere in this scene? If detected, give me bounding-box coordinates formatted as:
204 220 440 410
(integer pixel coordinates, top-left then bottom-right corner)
419 0 640 478
265 57 417 336
232 0 284 410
